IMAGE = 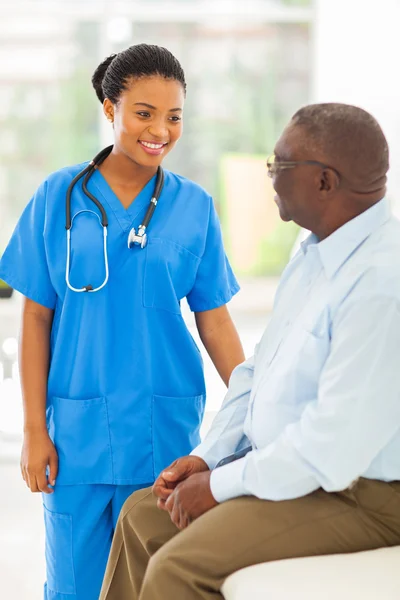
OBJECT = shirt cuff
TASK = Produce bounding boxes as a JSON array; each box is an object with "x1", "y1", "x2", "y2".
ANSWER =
[
  {"x1": 210, "y1": 457, "x2": 247, "y2": 502},
  {"x1": 190, "y1": 447, "x2": 215, "y2": 470}
]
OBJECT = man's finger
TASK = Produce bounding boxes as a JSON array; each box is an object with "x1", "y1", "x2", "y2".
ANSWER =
[
  {"x1": 155, "y1": 487, "x2": 174, "y2": 500},
  {"x1": 165, "y1": 493, "x2": 174, "y2": 512},
  {"x1": 162, "y1": 468, "x2": 185, "y2": 481},
  {"x1": 157, "y1": 498, "x2": 167, "y2": 510},
  {"x1": 152, "y1": 475, "x2": 163, "y2": 492},
  {"x1": 170, "y1": 501, "x2": 180, "y2": 529},
  {"x1": 178, "y1": 508, "x2": 185, "y2": 531},
  {"x1": 153, "y1": 478, "x2": 175, "y2": 499},
  {"x1": 178, "y1": 505, "x2": 188, "y2": 531},
  {"x1": 161, "y1": 460, "x2": 190, "y2": 482}
]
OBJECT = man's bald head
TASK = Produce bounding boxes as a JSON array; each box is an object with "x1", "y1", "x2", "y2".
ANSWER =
[
  {"x1": 272, "y1": 103, "x2": 390, "y2": 238},
  {"x1": 290, "y1": 103, "x2": 389, "y2": 194}
]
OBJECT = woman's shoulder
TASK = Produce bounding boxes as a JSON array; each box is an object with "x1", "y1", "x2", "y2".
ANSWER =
[
  {"x1": 24, "y1": 162, "x2": 90, "y2": 212},
  {"x1": 43, "y1": 161, "x2": 90, "y2": 189}
]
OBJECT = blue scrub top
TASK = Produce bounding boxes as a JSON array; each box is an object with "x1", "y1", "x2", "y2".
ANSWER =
[{"x1": 0, "y1": 164, "x2": 239, "y2": 485}]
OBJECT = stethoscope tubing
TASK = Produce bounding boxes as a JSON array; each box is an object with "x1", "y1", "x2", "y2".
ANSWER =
[{"x1": 64, "y1": 146, "x2": 163, "y2": 293}]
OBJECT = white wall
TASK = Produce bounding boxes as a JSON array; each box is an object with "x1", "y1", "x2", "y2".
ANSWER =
[{"x1": 313, "y1": 0, "x2": 400, "y2": 216}]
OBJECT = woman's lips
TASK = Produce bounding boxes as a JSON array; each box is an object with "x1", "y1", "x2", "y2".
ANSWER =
[{"x1": 138, "y1": 140, "x2": 167, "y2": 156}]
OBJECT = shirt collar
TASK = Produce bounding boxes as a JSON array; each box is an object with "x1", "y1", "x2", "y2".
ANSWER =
[{"x1": 300, "y1": 198, "x2": 391, "y2": 279}]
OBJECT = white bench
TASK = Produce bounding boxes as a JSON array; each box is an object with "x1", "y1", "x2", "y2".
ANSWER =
[{"x1": 222, "y1": 546, "x2": 400, "y2": 600}]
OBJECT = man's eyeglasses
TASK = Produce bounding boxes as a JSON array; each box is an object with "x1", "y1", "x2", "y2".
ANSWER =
[{"x1": 266, "y1": 154, "x2": 341, "y2": 180}]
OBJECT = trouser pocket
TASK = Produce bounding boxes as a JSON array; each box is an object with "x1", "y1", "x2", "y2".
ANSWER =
[{"x1": 43, "y1": 506, "x2": 76, "y2": 595}]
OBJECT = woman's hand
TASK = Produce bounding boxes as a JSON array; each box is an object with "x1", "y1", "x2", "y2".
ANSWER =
[{"x1": 21, "y1": 428, "x2": 58, "y2": 494}]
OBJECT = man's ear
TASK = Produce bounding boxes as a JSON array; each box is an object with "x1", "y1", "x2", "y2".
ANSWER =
[{"x1": 319, "y1": 168, "x2": 340, "y2": 193}]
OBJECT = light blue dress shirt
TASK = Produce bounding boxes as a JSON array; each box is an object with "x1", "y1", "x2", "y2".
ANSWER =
[{"x1": 193, "y1": 198, "x2": 400, "y2": 502}]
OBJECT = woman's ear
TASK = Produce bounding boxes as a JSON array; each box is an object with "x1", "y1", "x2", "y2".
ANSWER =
[{"x1": 103, "y1": 98, "x2": 114, "y2": 124}]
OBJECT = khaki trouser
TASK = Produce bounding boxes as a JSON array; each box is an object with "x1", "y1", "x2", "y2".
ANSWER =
[{"x1": 99, "y1": 479, "x2": 400, "y2": 600}]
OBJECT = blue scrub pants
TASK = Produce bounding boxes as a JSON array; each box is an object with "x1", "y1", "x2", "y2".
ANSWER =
[{"x1": 42, "y1": 483, "x2": 151, "y2": 600}]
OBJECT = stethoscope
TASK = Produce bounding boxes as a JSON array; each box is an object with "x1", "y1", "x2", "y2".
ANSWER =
[{"x1": 65, "y1": 145, "x2": 164, "y2": 293}]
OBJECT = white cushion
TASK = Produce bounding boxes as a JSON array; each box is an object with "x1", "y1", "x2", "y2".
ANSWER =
[{"x1": 221, "y1": 546, "x2": 400, "y2": 600}]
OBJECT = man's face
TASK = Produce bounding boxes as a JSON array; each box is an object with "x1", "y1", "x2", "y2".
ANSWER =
[{"x1": 272, "y1": 124, "x2": 323, "y2": 228}]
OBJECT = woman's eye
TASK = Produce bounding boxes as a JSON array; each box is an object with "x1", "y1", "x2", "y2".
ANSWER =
[
  {"x1": 137, "y1": 111, "x2": 150, "y2": 118},
  {"x1": 169, "y1": 116, "x2": 182, "y2": 122}
]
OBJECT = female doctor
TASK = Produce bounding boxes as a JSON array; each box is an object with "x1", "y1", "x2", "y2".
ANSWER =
[{"x1": 0, "y1": 44, "x2": 244, "y2": 600}]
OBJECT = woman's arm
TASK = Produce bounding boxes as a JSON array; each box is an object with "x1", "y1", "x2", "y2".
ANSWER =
[
  {"x1": 20, "y1": 298, "x2": 53, "y2": 432},
  {"x1": 19, "y1": 297, "x2": 58, "y2": 493},
  {"x1": 195, "y1": 305, "x2": 245, "y2": 386}
]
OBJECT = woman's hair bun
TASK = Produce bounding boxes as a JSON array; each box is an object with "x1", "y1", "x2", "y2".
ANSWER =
[{"x1": 91, "y1": 54, "x2": 117, "y2": 103}]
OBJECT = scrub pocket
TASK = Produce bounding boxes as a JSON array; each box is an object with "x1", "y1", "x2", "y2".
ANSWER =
[
  {"x1": 143, "y1": 237, "x2": 200, "y2": 314},
  {"x1": 152, "y1": 393, "x2": 205, "y2": 476},
  {"x1": 43, "y1": 505, "x2": 76, "y2": 595},
  {"x1": 47, "y1": 396, "x2": 113, "y2": 485}
]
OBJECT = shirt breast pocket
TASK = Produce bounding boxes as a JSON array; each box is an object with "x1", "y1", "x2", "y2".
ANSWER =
[
  {"x1": 143, "y1": 237, "x2": 200, "y2": 314},
  {"x1": 294, "y1": 326, "x2": 331, "y2": 394}
]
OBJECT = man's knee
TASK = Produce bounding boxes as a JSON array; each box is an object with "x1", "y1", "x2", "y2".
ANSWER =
[
  {"x1": 119, "y1": 486, "x2": 154, "y2": 522},
  {"x1": 142, "y1": 536, "x2": 220, "y2": 595},
  {"x1": 144, "y1": 544, "x2": 181, "y2": 586}
]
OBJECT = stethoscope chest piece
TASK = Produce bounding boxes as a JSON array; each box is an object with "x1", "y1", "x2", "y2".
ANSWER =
[{"x1": 127, "y1": 227, "x2": 148, "y2": 249}]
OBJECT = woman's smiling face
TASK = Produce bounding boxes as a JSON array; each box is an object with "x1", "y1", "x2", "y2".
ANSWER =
[{"x1": 104, "y1": 75, "x2": 185, "y2": 168}]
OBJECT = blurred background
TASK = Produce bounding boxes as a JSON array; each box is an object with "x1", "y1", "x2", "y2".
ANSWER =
[{"x1": 1, "y1": 0, "x2": 400, "y2": 597}]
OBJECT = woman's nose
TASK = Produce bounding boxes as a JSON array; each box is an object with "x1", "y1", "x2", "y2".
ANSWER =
[{"x1": 147, "y1": 121, "x2": 169, "y2": 140}]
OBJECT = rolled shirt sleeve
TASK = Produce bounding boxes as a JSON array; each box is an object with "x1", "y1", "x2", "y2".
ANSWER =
[
  {"x1": 191, "y1": 354, "x2": 255, "y2": 469},
  {"x1": 210, "y1": 295, "x2": 400, "y2": 502}
]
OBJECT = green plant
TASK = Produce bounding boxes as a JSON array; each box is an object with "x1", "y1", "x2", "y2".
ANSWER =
[{"x1": 258, "y1": 220, "x2": 299, "y2": 275}]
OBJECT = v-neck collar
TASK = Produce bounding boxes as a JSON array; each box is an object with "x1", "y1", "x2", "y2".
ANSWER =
[{"x1": 90, "y1": 169, "x2": 159, "y2": 232}]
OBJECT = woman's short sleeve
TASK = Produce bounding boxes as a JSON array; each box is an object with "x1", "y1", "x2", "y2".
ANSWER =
[
  {"x1": 0, "y1": 181, "x2": 57, "y2": 309},
  {"x1": 186, "y1": 198, "x2": 240, "y2": 312}
]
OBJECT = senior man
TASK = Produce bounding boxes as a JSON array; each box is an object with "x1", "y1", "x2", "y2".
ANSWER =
[{"x1": 100, "y1": 103, "x2": 400, "y2": 600}]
